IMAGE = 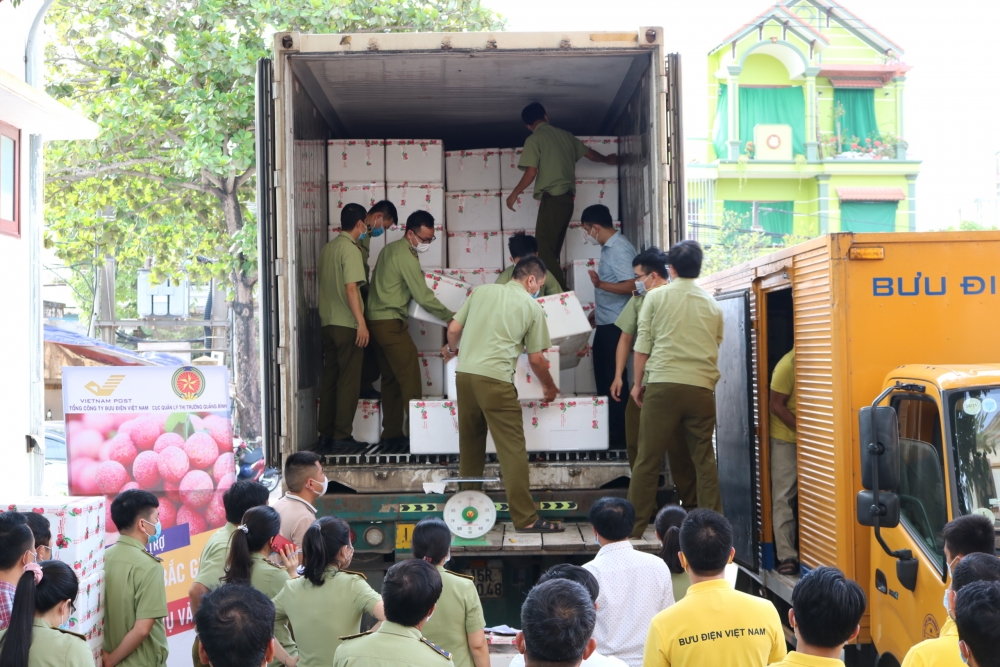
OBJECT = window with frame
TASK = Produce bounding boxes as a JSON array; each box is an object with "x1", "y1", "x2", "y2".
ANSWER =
[{"x1": 0, "y1": 121, "x2": 20, "y2": 237}]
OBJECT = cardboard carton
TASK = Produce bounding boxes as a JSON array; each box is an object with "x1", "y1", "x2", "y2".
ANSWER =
[
  {"x1": 352, "y1": 399, "x2": 381, "y2": 444},
  {"x1": 386, "y1": 182, "x2": 445, "y2": 229},
  {"x1": 574, "y1": 331, "x2": 597, "y2": 393},
  {"x1": 499, "y1": 148, "x2": 524, "y2": 189},
  {"x1": 327, "y1": 139, "x2": 385, "y2": 182},
  {"x1": 445, "y1": 149, "x2": 502, "y2": 191},
  {"x1": 500, "y1": 190, "x2": 540, "y2": 230},
  {"x1": 409, "y1": 317, "x2": 446, "y2": 352},
  {"x1": 514, "y1": 347, "x2": 561, "y2": 399},
  {"x1": 70, "y1": 569, "x2": 104, "y2": 644},
  {"x1": 447, "y1": 231, "x2": 504, "y2": 270},
  {"x1": 445, "y1": 191, "x2": 502, "y2": 232},
  {"x1": 409, "y1": 400, "x2": 460, "y2": 454},
  {"x1": 559, "y1": 368, "x2": 577, "y2": 396},
  {"x1": 1, "y1": 497, "x2": 105, "y2": 578},
  {"x1": 407, "y1": 272, "x2": 474, "y2": 326},
  {"x1": 431, "y1": 268, "x2": 502, "y2": 286},
  {"x1": 575, "y1": 137, "x2": 619, "y2": 179},
  {"x1": 564, "y1": 259, "x2": 600, "y2": 306},
  {"x1": 487, "y1": 397, "x2": 609, "y2": 452},
  {"x1": 445, "y1": 357, "x2": 459, "y2": 400},
  {"x1": 536, "y1": 291, "x2": 593, "y2": 368},
  {"x1": 385, "y1": 139, "x2": 443, "y2": 183},
  {"x1": 417, "y1": 352, "x2": 446, "y2": 397},
  {"x1": 571, "y1": 179, "x2": 619, "y2": 221},
  {"x1": 562, "y1": 221, "x2": 621, "y2": 263},
  {"x1": 384, "y1": 224, "x2": 445, "y2": 269},
  {"x1": 328, "y1": 182, "x2": 385, "y2": 221}
]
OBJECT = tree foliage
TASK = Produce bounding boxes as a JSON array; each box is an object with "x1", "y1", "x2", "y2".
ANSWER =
[{"x1": 700, "y1": 211, "x2": 808, "y2": 277}]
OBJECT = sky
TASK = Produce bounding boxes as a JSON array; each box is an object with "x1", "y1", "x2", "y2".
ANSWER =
[{"x1": 483, "y1": 0, "x2": 1000, "y2": 229}]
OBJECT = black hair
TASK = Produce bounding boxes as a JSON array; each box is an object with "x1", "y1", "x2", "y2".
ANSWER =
[
  {"x1": 955, "y1": 580, "x2": 1000, "y2": 667},
  {"x1": 21, "y1": 513, "x2": 51, "y2": 551},
  {"x1": 588, "y1": 497, "x2": 635, "y2": 542},
  {"x1": 667, "y1": 240, "x2": 704, "y2": 279},
  {"x1": 405, "y1": 209, "x2": 436, "y2": 233},
  {"x1": 580, "y1": 205, "x2": 614, "y2": 229},
  {"x1": 943, "y1": 514, "x2": 996, "y2": 558},
  {"x1": 654, "y1": 505, "x2": 687, "y2": 574},
  {"x1": 521, "y1": 102, "x2": 546, "y2": 126},
  {"x1": 0, "y1": 513, "x2": 33, "y2": 571},
  {"x1": 283, "y1": 451, "x2": 321, "y2": 493},
  {"x1": 412, "y1": 518, "x2": 452, "y2": 564},
  {"x1": 110, "y1": 489, "x2": 159, "y2": 533},
  {"x1": 340, "y1": 203, "x2": 367, "y2": 231},
  {"x1": 538, "y1": 564, "x2": 599, "y2": 604},
  {"x1": 521, "y1": 579, "x2": 596, "y2": 666},
  {"x1": 302, "y1": 516, "x2": 352, "y2": 586},
  {"x1": 223, "y1": 506, "x2": 282, "y2": 586},
  {"x1": 195, "y1": 583, "x2": 275, "y2": 667},
  {"x1": 678, "y1": 509, "x2": 733, "y2": 576},
  {"x1": 953, "y1": 552, "x2": 1000, "y2": 592},
  {"x1": 0, "y1": 560, "x2": 79, "y2": 667},
  {"x1": 790, "y1": 566, "x2": 866, "y2": 648},
  {"x1": 512, "y1": 255, "x2": 546, "y2": 282},
  {"x1": 382, "y1": 559, "x2": 442, "y2": 627},
  {"x1": 508, "y1": 232, "x2": 538, "y2": 261},
  {"x1": 633, "y1": 247, "x2": 670, "y2": 280},
  {"x1": 223, "y1": 481, "x2": 271, "y2": 526},
  {"x1": 368, "y1": 200, "x2": 398, "y2": 225}
]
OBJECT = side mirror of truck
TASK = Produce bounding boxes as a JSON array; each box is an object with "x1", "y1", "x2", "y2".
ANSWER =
[
  {"x1": 859, "y1": 406, "x2": 901, "y2": 492},
  {"x1": 856, "y1": 490, "x2": 900, "y2": 528}
]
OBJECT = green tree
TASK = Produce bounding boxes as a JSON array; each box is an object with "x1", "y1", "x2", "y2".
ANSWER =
[
  {"x1": 44, "y1": 0, "x2": 504, "y2": 439},
  {"x1": 700, "y1": 211, "x2": 807, "y2": 276}
]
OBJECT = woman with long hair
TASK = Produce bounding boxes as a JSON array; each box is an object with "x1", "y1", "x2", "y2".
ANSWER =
[
  {"x1": 0, "y1": 560, "x2": 92, "y2": 667},
  {"x1": 272, "y1": 516, "x2": 385, "y2": 667},
  {"x1": 655, "y1": 505, "x2": 690, "y2": 600},
  {"x1": 412, "y1": 518, "x2": 488, "y2": 667}
]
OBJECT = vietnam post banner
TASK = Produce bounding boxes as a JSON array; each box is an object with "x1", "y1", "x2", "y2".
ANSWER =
[{"x1": 63, "y1": 365, "x2": 233, "y2": 665}]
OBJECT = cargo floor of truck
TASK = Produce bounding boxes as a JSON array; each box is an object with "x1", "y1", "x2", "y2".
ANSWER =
[{"x1": 448, "y1": 523, "x2": 660, "y2": 557}]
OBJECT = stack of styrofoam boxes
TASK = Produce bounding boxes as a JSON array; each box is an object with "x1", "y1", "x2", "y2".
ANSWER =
[
  {"x1": 498, "y1": 147, "x2": 538, "y2": 268},
  {"x1": 327, "y1": 140, "x2": 387, "y2": 274},
  {"x1": 2, "y1": 497, "x2": 106, "y2": 664},
  {"x1": 445, "y1": 149, "x2": 504, "y2": 270},
  {"x1": 406, "y1": 272, "x2": 474, "y2": 399}
]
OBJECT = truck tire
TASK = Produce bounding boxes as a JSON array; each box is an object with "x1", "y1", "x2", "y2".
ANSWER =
[{"x1": 843, "y1": 645, "x2": 879, "y2": 667}]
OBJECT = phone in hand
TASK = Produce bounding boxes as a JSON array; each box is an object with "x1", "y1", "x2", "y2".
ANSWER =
[{"x1": 271, "y1": 534, "x2": 295, "y2": 552}]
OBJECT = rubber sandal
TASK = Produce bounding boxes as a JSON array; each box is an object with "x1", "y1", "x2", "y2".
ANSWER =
[
  {"x1": 515, "y1": 518, "x2": 565, "y2": 533},
  {"x1": 777, "y1": 558, "x2": 800, "y2": 575}
]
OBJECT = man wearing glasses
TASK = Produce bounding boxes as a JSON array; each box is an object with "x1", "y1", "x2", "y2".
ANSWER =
[{"x1": 367, "y1": 210, "x2": 454, "y2": 448}]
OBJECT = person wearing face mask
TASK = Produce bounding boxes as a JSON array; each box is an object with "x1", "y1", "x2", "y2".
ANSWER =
[
  {"x1": 0, "y1": 559, "x2": 93, "y2": 667},
  {"x1": 104, "y1": 489, "x2": 169, "y2": 667},
  {"x1": 367, "y1": 210, "x2": 454, "y2": 447},
  {"x1": 443, "y1": 256, "x2": 561, "y2": 533},
  {"x1": 494, "y1": 233, "x2": 562, "y2": 297},
  {"x1": 0, "y1": 512, "x2": 37, "y2": 631},
  {"x1": 317, "y1": 203, "x2": 372, "y2": 452},
  {"x1": 333, "y1": 559, "x2": 450, "y2": 667},
  {"x1": 357, "y1": 201, "x2": 398, "y2": 400},
  {"x1": 273, "y1": 517, "x2": 385, "y2": 667},
  {"x1": 954, "y1": 580, "x2": 1000, "y2": 667},
  {"x1": 411, "y1": 518, "x2": 488, "y2": 667},
  {"x1": 272, "y1": 452, "x2": 328, "y2": 548}
]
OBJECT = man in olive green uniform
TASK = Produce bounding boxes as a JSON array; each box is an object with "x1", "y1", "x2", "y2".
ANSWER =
[
  {"x1": 318, "y1": 203, "x2": 371, "y2": 449},
  {"x1": 629, "y1": 241, "x2": 724, "y2": 538},
  {"x1": 494, "y1": 232, "x2": 561, "y2": 297},
  {"x1": 334, "y1": 560, "x2": 452, "y2": 667},
  {"x1": 358, "y1": 201, "x2": 398, "y2": 398},
  {"x1": 104, "y1": 490, "x2": 168, "y2": 667},
  {"x1": 367, "y1": 210, "x2": 454, "y2": 445},
  {"x1": 443, "y1": 257, "x2": 559, "y2": 532},
  {"x1": 506, "y1": 102, "x2": 618, "y2": 291}
]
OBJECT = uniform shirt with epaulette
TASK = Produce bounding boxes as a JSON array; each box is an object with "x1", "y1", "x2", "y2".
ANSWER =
[
  {"x1": 333, "y1": 621, "x2": 453, "y2": 667},
  {"x1": 420, "y1": 567, "x2": 485, "y2": 667},
  {"x1": 104, "y1": 535, "x2": 169, "y2": 667},
  {"x1": 273, "y1": 566, "x2": 381, "y2": 667},
  {"x1": 0, "y1": 619, "x2": 94, "y2": 667},
  {"x1": 193, "y1": 523, "x2": 237, "y2": 590}
]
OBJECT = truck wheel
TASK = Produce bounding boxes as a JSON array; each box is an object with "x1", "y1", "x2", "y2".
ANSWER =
[{"x1": 844, "y1": 645, "x2": 879, "y2": 667}]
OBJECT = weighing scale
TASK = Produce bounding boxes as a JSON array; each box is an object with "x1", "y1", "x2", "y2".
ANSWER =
[{"x1": 443, "y1": 479, "x2": 499, "y2": 547}]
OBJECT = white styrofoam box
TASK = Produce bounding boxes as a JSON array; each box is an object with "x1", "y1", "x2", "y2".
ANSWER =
[
  {"x1": 562, "y1": 221, "x2": 622, "y2": 263},
  {"x1": 352, "y1": 399, "x2": 381, "y2": 445},
  {"x1": 445, "y1": 190, "x2": 502, "y2": 232},
  {"x1": 499, "y1": 229, "x2": 529, "y2": 269},
  {"x1": 446, "y1": 357, "x2": 458, "y2": 400},
  {"x1": 515, "y1": 347, "x2": 561, "y2": 399},
  {"x1": 486, "y1": 397, "x2": 609, "y2": 452},
  {"x1": 385, "y1": 224, "x2": 445, "y2": 269},
  {"x1": 445, "y1": 149, "x2": 502, "y2": 191},
  {"x1": 418, "y1": 352, "x2": 446, "y2": 397},
  {"x1": 431, "y1": 268, "x2": 502, "y2": 286},
  {"x1": 365, "y1": 231, "x2": 387, "y2": 272},
  {"x1": 2, "y1": 497, "x2": 105, "y2": 578},
  {"x1": 500, "y1": 147, "x2": 524, "y2": 189},
  {"x1": 387, "y1": 182, "x2": 445, "y2": 228},
  {"x1": 564, "y1": 259, "x2": 599, "y2": 307},
  {"x1": 574, "y1": 330, "x2": 597, "y2": 393},
  {"x1": 385, "y1": 139, "x2": 444, "y2": 183},
  {"x1": 409, "y1": 317, "x2": 445, "y2": 352},
  {"x1": 571, "y1": 179, "x2": 619, "y2": 221},
  {"x1": 327, "y1": 139, "x2": 385, "y2": 183},
  {"x1": 559, "y1": 368, "x2": 577, "y2": 396},
  {"x1": 500, "y1": 190, "x2": 541, "y2": 230},
  {"x1": 407, "y1": 272, "x2": 475, "y2": 326},
  {"x1": 447, "y1": 231, "x2": 504, "y2": 270},
  {"x1": 536, "y1": 291, "x2": 593, "y2": 369},
  {"x1": 409, "y1": 400, "x2": 460, "y2": 454},
  {"x1": 329, "y1": 182, "x2": 385, "y2": 222},
  {"x1": 70, "y1": 569, "x2": 104, "y2": 644},
  {"x1": 575, "y1": 137, "x2": 619, "y2": 179}
]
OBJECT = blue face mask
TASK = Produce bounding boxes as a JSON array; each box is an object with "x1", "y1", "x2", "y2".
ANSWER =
[
  {"x1": 143, "y1": 519, "x2": 162, "y2": 544},
  {"x1": 358, "y1": 231, "x2": 367, "y2": 241},
  {"x1": 369, "y1": 225, "x2": 384, "y2": 238},
  {"x1": 532, "y1": 290, "x2": 540, "y2": 299}
]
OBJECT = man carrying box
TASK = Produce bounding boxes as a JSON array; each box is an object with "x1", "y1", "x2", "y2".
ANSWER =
[
  {"x1": 495, "y1": 232, "x2": 561, "y2": 297},
  {"x1": 506, "y1": 102, "x2": 618, "y2": 292},
  {"x1": 369, "y1": 210, "x2": 454, "y2": 447},
  {"x1": 443, "y1": 256, "x2": 562, "y2": 533}
]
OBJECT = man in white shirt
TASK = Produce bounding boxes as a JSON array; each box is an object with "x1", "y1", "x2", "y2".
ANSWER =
[
  {"x1": 582, "y1": 498, "x2": 674, "y2": 667},
  {"x1": 271, "y1": 451, "x2": 328, "y2": 546}
]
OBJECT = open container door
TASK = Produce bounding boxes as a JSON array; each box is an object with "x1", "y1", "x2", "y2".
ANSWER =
[{"x1": 715, "y1": 290, "x2": 759, "y2": 570}]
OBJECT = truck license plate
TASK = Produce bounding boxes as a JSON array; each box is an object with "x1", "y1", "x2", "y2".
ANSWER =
[{"x1": 472, "y1": 568, "x2": 503, "y2": 598}]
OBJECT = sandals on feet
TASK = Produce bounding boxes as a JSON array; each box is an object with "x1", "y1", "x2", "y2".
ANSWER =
[
  {"x1": 516, "y1": 518, "x2": 565, "y2": 533},
  {"x1": 777, "y1": 558, "x2": 800, "y2": 575}
]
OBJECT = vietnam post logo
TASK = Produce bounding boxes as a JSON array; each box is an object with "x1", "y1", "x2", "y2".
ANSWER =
[
  {"x1": 872, "y1": 274, "x2": 997, "y2": 297},
  {"x1": 171, "y1": 367, "x2": 206, "y2": 400},
  {"x1": 84, "y1": 374, "x2": 126, "y2": 397}
]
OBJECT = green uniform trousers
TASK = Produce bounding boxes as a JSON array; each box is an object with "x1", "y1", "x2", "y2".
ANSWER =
[
  {"x1": 625, "y1": 396, "x2": 698, "y2": 508},
  {"x1": 534, "y1": 192, "x2": 574, "y2": 291},
  {"x1": 628, "y1": 382, "x2": 722, "y2": 537},
  {"x1": 359, "y1": 285, "x2": 380, "y2": 394},
  {"x1": 456, "y1": 372, "x2": 539, "y2": 529},
  {"x1": 319, "y1": 325, "x2": 364, "y2": 440},
  {"x1": 369, "y1": 318, "x2": 422, "y2": 440}
]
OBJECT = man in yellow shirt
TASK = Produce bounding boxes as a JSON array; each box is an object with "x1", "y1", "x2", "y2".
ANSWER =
[
  {"x1": 769, "y1": 348, "x2": 798, "y2": 575},
  {"x1": 955, "y1": 580, "x2": 1000, "y2": 667},
  {"x1": 642, "y1": 509, "x2": 786, "y2": 667},
  {"x1": 901, "y1": 553, "x2": 1000, "y2": 667},
  {"x1": 768, "y1": 567, "x2": 866, "y2": 667}
]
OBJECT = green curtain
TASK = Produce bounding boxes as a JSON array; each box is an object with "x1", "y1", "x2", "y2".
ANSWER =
[
  {"x1": 840, "y1": 201, "x2": 898, "y2": 232},
  {"x1": 723, "y1": 200, "x2": 794, "y2": 235},
  {"x1": 714, "y1": 85, "x2": 806, "y2": 158},
  {"x1": 712, "y1": 84, "x2": 729, "y2": 160},
  {"x1": 834, "y1": 89, "x2": 879, "y2": 149},
  {"x1": 723, "y1": 200, "x2": 753, "y2": 227}
]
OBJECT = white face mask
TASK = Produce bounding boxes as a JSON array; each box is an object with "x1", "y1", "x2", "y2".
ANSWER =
[
  {"x1": 584, "y1": 229, "x2": 600, "y2": 246},
  {"x1": 415, "y1": 243, "x2": 432, "y2": 254},
  {"x1": 634, "y1": 279, "x2": 647, "y2": 296},
  {"x1": 311, "y1": 475, "x2": 329, "y2": 496}
]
